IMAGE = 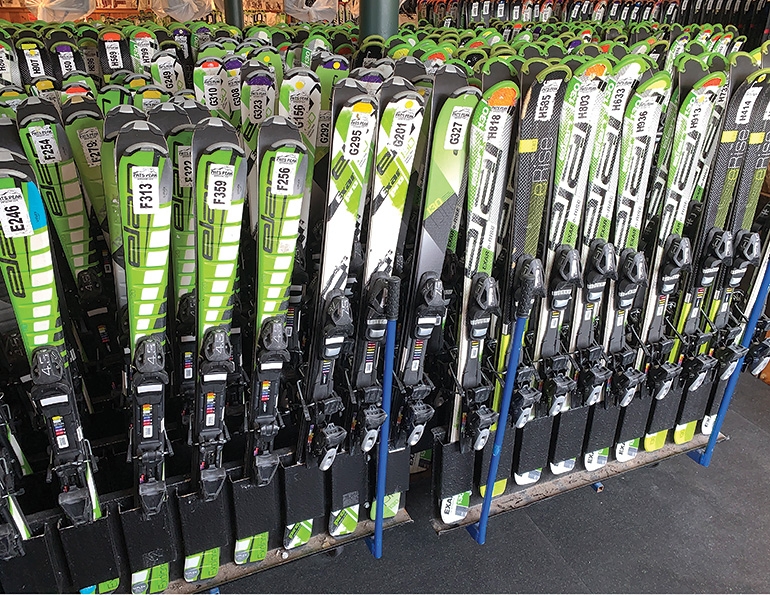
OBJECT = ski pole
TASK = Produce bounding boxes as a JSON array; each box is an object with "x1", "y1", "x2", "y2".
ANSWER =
[
  {"x1": 689, "y1": 258, "x2": 770, "y2": 467},
  {"x1": 366, "y1": 276, "x2": 400, "y2": 559},
  {"x1": 468, "y1": 257, "x2": 543, "y2": 545}
]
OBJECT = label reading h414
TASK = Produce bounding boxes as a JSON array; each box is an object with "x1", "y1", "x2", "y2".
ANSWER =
[
  {"x1": 77, "y1": 127, "x2": 102, "y2": 168},
  {"x1": 207, "y1": 164, "x2": 235, "y2": 209},
  {"x1": 131, "y1": 167, "x2": 161, "y2": 213},
  {"x1": 30, "y1": 126, "x2": 62, "y2": 164},
  {"x1": 444, "y1": 106, "x2": 473, "y2": 151},
  {"x1": 271, "y1": 153, "x2": 299, "y2": 195},
  {"x1": 0, "y1": 188, "x2": 33, "y2": 238}
]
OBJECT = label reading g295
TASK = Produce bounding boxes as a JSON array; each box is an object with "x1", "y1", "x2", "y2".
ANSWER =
[
  {"x1": 0, "y1": 188, "x2": 33, "y2": 238},
  {"x1": 131, "y1": 167, "x2": 161, "y2": 213}
]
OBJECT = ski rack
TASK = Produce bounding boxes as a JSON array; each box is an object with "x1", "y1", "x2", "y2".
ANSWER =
[
  {"x1": 0, "y1": 459, "x2": 412, "y2": 594},
  {"x1": 430, "y1": 431, "x2": 727, "y2": 535}
]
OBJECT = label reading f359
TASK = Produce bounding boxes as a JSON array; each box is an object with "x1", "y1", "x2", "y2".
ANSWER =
[
  {"x1": 444, "y1": 106, "x2": 473, "y2": 151},
  {"x1": 131, "y1": 167, "x2": 161, "y2": 213},
  {"x1": 207, "y1": 164, "x2": 235, "y2": 209},
  {"x1": 0, "y1": 188, "x2": 33, "y2": 238},
  {"x1": 271, "y1": 153, "x2": 299, "y2": 195},
  {"x1": 30, "y1": 126, "x2": 62, "y2": 164}
]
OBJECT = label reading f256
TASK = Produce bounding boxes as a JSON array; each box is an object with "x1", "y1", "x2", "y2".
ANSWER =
[
  {"x1": 207, "y1": 164, "x2": 235, "y2": 209},
  {"x1": 131, "y1": 167, "x2": 161, "y2": 213},
  {"x1": 0, "y1": 188, "x2": 33, "y2": 238},
  {"x1": 77, "y1": 127, "x2": 102, "y2": 167},
  {"x1": 444, "y1": 106, "x2": 473, "y2": 151},
  {"x1": 344, "y1": 113, "x2": 373, "y2": 161},
  {"x1": 271, "y1": 153, "x2": 299, "y2": 195},
  {"x1": 30, "y1": 126, "x2": 62, "y2": 164}
]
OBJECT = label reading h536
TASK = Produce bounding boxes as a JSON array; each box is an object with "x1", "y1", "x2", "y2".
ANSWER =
[
  {"x1": 131, "y1": 167, "x2": 161, "y2": 213},
  {"x1": 0, "y1": 188, "x2": 33, "y2": 238}
]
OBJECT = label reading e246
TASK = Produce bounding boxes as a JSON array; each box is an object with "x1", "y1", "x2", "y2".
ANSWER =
[{"x1": 0, "y1": 188, "x2": 33, "y2": 238}]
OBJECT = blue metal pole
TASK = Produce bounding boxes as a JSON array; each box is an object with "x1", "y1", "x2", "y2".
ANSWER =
[
  {"x1": 366, "y1": 277, "x2": 400, "y2": 559},
  {"x1": 467, "y1": 315, "x2": 527, "y2": 545},
  {"x1": 689, "y1": 261, "x2": 770, "y2": 467}
]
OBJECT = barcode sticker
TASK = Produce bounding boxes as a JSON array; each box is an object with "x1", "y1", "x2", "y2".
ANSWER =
[
  {"x1": 77, "y1": 127, "x2": 102, "y2": 168},
  {"x1": 131, "y1": 167, "x2": 160, "y2": 213},
  {"x1": 207, "y1": 164, "x2": 235, "y2": 210},
  {"x1": 444, "y1": 106, "x2": 473, "y2": 151},
  {"x1": 271, "y1": 153, "x2": 299, "y2": 195},
  {"x1": 30, "y1": 126, "x2": 62, "y2": 164},
  {"x1": 0, "y1": 188, "x2": 33, "y2": 238}
]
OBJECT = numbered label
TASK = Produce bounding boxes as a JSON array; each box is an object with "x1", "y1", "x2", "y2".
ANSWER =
[
  {"x1": 131, "y1": 166, "x2": 161, "y2": 213},
  {"x1": 270, "y1": 153, "x2": 299, "y2": 196},
  {"x1": 77, "y1": 127, "x2": 102, "y2": 168},
  {"x1": 207, "y1": 164, "x2": 235, "y2": 209},
  {"x1": 444, "y1": 106, "x2": 473, "y2": 151},
  {"x1": 0, "y1": 188, "x2": 33, "y2": 238},
  {"x1": 178, "y1": 146, "x2": 193, "y2": 188},
  {"x1": 30, "y1": 126, "x2": 62, "y2": 164}
]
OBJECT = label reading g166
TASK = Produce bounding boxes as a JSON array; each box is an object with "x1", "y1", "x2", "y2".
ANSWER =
[
  {"x1": 0, "y1": 188, "x2": 33, "y2": 238},
  {"x1": 271, "y1": 153, "x2": 299, "y2": 195},
  {"x1": 131, "y1": 167, "x2": 161, "y2": 213},
  {"x1": 444, "y1": 106, "x2": 473, "y2": 151},
  {"x1": 207, "y1": 164, "x2": 235, "y2": 209}
]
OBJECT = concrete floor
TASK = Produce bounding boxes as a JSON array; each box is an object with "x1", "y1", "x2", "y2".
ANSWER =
[{"x1": 222, "y1": 374, "x2": 770, "y2": 593}]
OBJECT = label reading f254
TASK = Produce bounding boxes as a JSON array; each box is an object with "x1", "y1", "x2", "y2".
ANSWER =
[
  {"x1": 0, "y1": 188, "x2": 33, "y2": 238},
  {"x1": 271, "y1": 153, "x2": 299, "y2": 195},
  {"x1": 30, "y1": 126, "x2": 62, "y2": 164},
  {"x1": 77, "y1": 127, "x2": 102, "y2": 167},
  {"x1": 131, "y1": 167, "x2": 161, "y2": 213},
  {"x1": 387, "y1": 108, "x2": 416, "y2": 152},
  {"x1": 444, "y1": 106, "x2": 473, "y2": 151},
  {"x1": 207, "y1": 164, "x2": 235, "y2": 209}
]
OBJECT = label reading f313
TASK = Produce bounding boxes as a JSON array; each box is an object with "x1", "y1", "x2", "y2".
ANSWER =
[
  {"x1": 131, "y1": 167, "x2": 161, "y2": 213},
  {"x1": 0, "y1": 188, "x2": 33, "y2": 238}
]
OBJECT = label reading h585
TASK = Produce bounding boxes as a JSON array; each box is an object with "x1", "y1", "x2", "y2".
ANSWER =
[{"x1": 0, "y1": 188, "x2": 33, "y2": 238}]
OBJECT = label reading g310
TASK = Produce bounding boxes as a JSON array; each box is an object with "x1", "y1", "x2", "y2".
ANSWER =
[
  {"x1": 207, "y1": 164, "x2": 235, "y2": 209},
  {"x1": 131, "y1": 166, "x2": 161, "y2": 213},
  {"x1": 0, "y1": 188, "x2": 33, "y2": 238}
]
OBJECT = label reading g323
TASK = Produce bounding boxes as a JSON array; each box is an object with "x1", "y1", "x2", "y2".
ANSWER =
[
  {"x1": 270, "y1": 153, "x2": 299, "y2": 195},
  {"x1": 131, "y1": 167, "x2": 161, "y2": 213},
  {"x1": 207, "y1": 164, "x2": 235, "y2": 209},
  {"x1": 0, "y1": 188, "x2": 33, "y2": 238}
]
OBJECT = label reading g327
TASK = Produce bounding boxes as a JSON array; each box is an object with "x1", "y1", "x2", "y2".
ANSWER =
[
  {"x1": 0, "y1": 188, "x2": 33, "y2": 238},
  {"x1": 270, "y1": 153, "x2": 299, "y2": 195},
  {"x1": 444, "y1": 106, "x2": 473, "y2": 151},
  {"x1": 207, "y1": 164, "x2": 235, "y2": 209},
  {"x1": 131, "y1": 167, "x2": 161, "y2": 213}
]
